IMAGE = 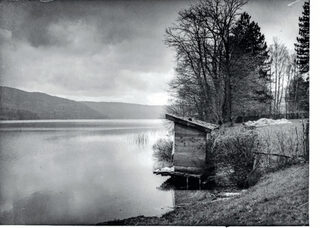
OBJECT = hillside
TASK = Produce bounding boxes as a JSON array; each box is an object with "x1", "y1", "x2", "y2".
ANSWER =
[
  {"x1": 0, "y1": 86, "x2": 166, "y2": 120},
  {"x1": 0, "y1": 86, "x2": 105, "y2": 120},
  {"x1": 82, "y1": 101, "x2": 165, "y2": 119}
]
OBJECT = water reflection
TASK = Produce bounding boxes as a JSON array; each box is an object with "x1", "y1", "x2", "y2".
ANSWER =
[
  {"x1": 2, "y1": 191, "x2": 76, "y2": 225},
  {"x1": 0, "y1": 120, "x2": 173, "y2": 225}
]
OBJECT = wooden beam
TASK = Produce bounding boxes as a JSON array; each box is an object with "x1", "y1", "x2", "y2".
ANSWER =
[
  {"x1": 253, "y1": 152, "x2": 292, "y2": 159},
  {"x1": 166, "y1": 114, "x2": 213, "y2": 133},
  {"x1": 153, "y1": 170, "x2": 202, "y2": 178}
]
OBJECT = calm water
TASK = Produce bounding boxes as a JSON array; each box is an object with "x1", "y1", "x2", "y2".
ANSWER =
[{"x1": 0, "y1": 119, "x2": 174, "y2": 225}]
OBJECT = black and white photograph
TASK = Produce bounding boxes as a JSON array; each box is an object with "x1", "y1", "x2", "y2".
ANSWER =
[{"x1": 0, "y1": 0, "x2": 313, "y2": 226}]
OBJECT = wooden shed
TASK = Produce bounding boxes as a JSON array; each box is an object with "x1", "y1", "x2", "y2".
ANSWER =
[{"x1": 166, "y1": 114, "x2": 219, "y2": 174}]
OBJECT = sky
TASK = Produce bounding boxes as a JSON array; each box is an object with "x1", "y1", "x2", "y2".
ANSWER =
[{"x1": 0, "y1": 0, "x2": 305, "y2": 105}]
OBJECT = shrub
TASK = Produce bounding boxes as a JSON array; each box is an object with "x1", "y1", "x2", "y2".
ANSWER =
[
  {"x1": 206, "y1": 120, "x2": 308, "y2": 188},
  {"x1": 152, "y1": 138, "x2": 173, "y2": 167},
  {"x1": 207, "y1": 127, "x2": 261, "y2": 188}
]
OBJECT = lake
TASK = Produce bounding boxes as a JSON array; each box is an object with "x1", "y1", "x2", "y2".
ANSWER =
[{"x1": 0, "y1": 119, "x2": 174, "y2": 225}]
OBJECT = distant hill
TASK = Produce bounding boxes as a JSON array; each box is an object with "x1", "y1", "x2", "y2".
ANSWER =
[
  {"x1": 0, "y1": 86, "x2": 166, "y2": 120},
  {"x1": 0, "y1": 86, "x2": 104, "y2": 120},
  {"x1": 82, "y1": 101, "x2": 165, "y2": 119}
]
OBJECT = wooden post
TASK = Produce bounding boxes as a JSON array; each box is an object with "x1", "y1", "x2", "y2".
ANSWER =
[
  {"x1": 198, "y1": 177, "x2": 201, "y2": 190},
  {"x1": 186, "y1": 176, "x2": 189, "y2": 190},
  {"x1": 305, "y1": 121, "x2": 309, "y2": 161}
]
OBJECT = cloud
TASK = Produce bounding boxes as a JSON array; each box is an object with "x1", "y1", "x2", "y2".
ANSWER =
[
  {"x1": 0, "y1": 0, "x2": 187, "y2": 105},
  {"x1": 244, "y1": 0, "x2": 304, "y2": 50},
  {"x1": 0, "y1": 0, "x2": 305, "y2": 105},
  {"x1": 0, "y1": 36, "x2": 173, "y2": 102}
]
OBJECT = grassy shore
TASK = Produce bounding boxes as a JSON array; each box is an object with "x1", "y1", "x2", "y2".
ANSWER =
[{"x1": 99, "y1": 163, "x2": 308, "y2": 226}]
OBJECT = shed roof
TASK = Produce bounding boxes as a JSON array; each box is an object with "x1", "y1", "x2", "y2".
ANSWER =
[{"x1": 165, "y1": 113, "x2": 219, "y2": 133}]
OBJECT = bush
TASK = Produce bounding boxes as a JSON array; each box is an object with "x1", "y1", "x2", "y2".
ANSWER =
[
  {"x1": 207, "y1": 127, "x2": 261, "y2": 188},
  {"x1": 152, "y1": 138, "x2": 173, "y2": 167},
  {"x1": 206, "y1": 121, "x2": 308, "y2": 188}
]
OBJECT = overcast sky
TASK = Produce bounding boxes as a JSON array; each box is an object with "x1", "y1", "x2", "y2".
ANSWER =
[{"x1": 0, "y1": 0, "x2": 305, "y2": 105}]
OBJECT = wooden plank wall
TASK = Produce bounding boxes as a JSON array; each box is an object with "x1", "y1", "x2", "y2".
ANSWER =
[{"x1": 174, "y1": 123, "x2": 207, "y2": 173}]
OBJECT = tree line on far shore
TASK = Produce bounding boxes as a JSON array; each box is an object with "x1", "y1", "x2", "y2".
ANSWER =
[{"x1": 165, "y1": 0, "x2": 309, "y2": 124}]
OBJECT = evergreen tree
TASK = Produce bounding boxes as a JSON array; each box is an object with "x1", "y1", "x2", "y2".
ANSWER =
[
  {"x1": 295, "y1": 0, "x2": 309, "y2": 76},
  {"x1": 289, "y1": 0, "x2": 310, "y2": 114},
  {"x1": 287, "y1": 76, "x2": 309, "y2": 112},
  {"x1": 230, "y1": 12, "x2": 272, "y2": 116}
]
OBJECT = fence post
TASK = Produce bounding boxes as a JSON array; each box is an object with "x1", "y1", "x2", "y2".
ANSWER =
[{"x1": 305, "y1": 120, "x2": 309, "y2": 161}]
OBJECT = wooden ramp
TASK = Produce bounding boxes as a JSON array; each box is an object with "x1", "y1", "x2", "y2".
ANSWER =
[
  {"x1": 153, "y1": 169, "x2": 202, "y2": 178},
  {"x1": 153, "y1": 167, "x2": 203, "y2": 189}
]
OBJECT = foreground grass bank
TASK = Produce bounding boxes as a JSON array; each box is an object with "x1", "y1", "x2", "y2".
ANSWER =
[{"x1": 99, "y1": 164, "x2": 308, "y2": 226}]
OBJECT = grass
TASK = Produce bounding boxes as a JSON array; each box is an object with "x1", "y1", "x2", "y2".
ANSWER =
[
  {"x1": 256, "y1": 120, "x2": 307, "y2": 158},
  {"x1": 152, "y1": 138, "x2": 173, "y2": 168},
  {"x1": 254, "y1": 120, "x2": 309, "y2": 172},
  {"x1": 100, "y1": 163, "x2": 308, "y2": 225}
]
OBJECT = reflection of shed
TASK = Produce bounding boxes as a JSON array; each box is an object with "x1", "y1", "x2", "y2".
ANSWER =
[{"x1": 166, "y1": 114, "x2": 219, "y2": 174}]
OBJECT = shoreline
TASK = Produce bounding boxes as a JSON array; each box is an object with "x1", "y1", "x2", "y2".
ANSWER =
[{"x1": 98, "y1": 164, "x2": 308, "y2": 226}]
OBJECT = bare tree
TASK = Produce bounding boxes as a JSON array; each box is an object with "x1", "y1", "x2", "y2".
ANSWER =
[
  {"x1": 269, "y1": 38, "x2": 289, "y2": 115},
  {"x1": 285, "y1": 54, "x2": 298, "y2": 115},
  {"x1": 165, "y1": 0, "x2": 247, "y2": 123},
  {"x1": 200, "y1": 0, "x2": 248, "y2": 123}
]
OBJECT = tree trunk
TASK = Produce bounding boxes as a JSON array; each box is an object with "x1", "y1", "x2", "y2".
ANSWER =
[{"x1": 223, "y1": 45, "x2": 232, "y2": 124}]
